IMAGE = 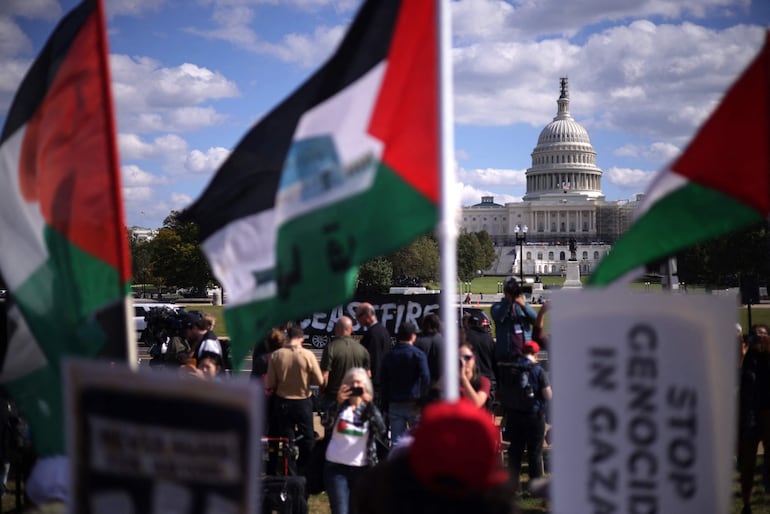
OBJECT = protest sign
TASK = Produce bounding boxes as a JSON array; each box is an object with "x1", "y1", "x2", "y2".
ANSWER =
[
  {"x1": 65, "y1": 361, "x2": 263, "y2": 514},
  {"x1": 550, "y1": 291, "x2": 737, "y2": 514}
]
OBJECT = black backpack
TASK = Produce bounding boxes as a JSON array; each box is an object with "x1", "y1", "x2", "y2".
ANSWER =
[{"x1": 496, "y1": 360, "x2": 537, "y2": 413}]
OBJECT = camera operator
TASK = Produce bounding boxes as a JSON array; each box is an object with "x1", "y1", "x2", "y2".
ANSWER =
[
  {"x1": 490, "y1": 278, "x2": 538, "y2": 361},
  {"x1": 147, "y1": 307, "x2": 192, "y2": 368}
]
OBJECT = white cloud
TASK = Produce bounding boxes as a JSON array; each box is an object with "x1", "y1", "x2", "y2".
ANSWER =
[
  {"x1": 186, "y1": 147, "x2": 230, "y2": 173},
  {"x1": 0, "y1": 0, "x2": 61, "y2": 19},
  {"x1": 119, "y1": 133, "x2": 188, "y2": 161},
  {"x1": 458, "y1": 182, "x2": 519, "y2": 207},
  {"x1": 452, "y1": 20, "x2": 765, "y2": 143},
  {"x1": 106, "y1": 0, "x2": 167, "y2": 18},
  {"x1": 612, "y1": 141, "x2": 680, "y2": 163},
  {"x1": 457, "y1": 167, "x2": 526, "y2": 187},
  {"x1": 110, "y1": 55, "x2": 239, "y2": 133},
  {"x1": 170, "y1": 192, "x2": 193, "y2": 210},
  {"x1": 259, "y1": 25, "x2": 346, "y2": 67},
  {"x1": 604, "y1": 166, "x2": 655, "y2": 189},
  {"x1": 122, "y1": 164, "x2": 168, "y2": 187}
]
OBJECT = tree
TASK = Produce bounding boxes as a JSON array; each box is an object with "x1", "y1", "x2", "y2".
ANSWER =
[
  {"x1": 390, "y1": 234, "x2": 439, "y2": 284},
  {"x1": 128, "y1": 231, "x2": 155, "y2": 296},
  {"x1": 149, "y1": 211, "x2": 215, "y2": 291},
  {"x1": 356, "y1": 256, "x2": 393, "y2": 295},
  {"x1": 474, "y1": 230, "x2": 497, "y2": 271},
  {"x1": 457, "y1": 232, "x2": 482, "y2": 282},
  {"x1": 677, "y1": 220, "x2": 770, "y2": 288}
]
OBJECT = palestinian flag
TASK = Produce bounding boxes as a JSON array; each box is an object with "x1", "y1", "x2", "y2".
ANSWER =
[
  {"x1": 182, "y1": 0, "x2": 439, "y2": 366},
  {"x1": 0, "y1": 0, "x2": 131, "y2": 454},
  {"x1": 589, "y1": 31, "x2": 770, "y2": 286}
]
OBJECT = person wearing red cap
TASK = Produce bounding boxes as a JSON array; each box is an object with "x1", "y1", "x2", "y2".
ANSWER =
[
  {"x1": 351, "y1": 400, "x2": 515, "y2": 514},
  {"x1": 503, "y1": 340, "x2": 551, "y2": 494}
]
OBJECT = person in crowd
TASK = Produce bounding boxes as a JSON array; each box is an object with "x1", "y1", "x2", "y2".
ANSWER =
[
  {"x1": 251, "y1": 327, "x2": 286, "y2": 382},
  {"x1": 179, "y1": 348, "x2": 225, "y2": 381},
  {"x1": 415, "y1": 313, "x2": 443, "y2": 385},
  {"x1": 355, "y1": 303, "x2": 391, "y2": 398},
  {"x1": 267, "y1": 324, "x2": 324, "y2": 474},
  {"x1": 738, "y1": 326, "x2": 770, "y2": 514},
  {"x1": 459, "y1": 343, "x2": 491, "y2": 409},
  {"x1": 182, "y1": 311, "x2": 221, "y2": 365},
  {"x1": 531, "y1": 300, "x2": 550, "y2": 350},
  {"x1": 352, "y1": 400, "x2": 516, "y2": 514},
  {"x1": 490, "y1": 278, "x2": 538, "y2": 360},
  {"x1": 463, "y1": 314, "x2": 496, "y2": 382},
  {"x1": 320, "y1": 317, "x2": 371, "y2": 417},
  {"x1": 324, "y1": 367, "x2": 386, "y2": 514},
  {"x1": 380, "y1": 321, "x2": 430, "y2": 444},
  {"x1": 503, "y1": 340, "x2": 552, "y2": 494}
]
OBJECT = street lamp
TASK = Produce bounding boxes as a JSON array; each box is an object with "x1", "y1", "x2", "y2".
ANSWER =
[{"x1": 514, "y1": 224, "x2": 528, "y2": 283}]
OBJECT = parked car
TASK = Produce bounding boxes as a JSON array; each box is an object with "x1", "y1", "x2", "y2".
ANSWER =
[
  {"x1": 133, "y1": 302, "x2": 180, "y2": 342},
  {"x1": 458, "y1": 307, "x2": 492, "y2": 333}
]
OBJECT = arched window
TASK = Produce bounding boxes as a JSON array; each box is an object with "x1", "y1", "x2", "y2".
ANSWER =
[
  {"x1": 582, "y1": 251, "x2": 588, "y2": 259},
  {"x1": 593, "y1": 251, "x2": 600, "y2": 260},
  {"x1": 559, "y1": 251, "x2": 566, "y2": 261},
  {"x1": 537, "y1": 252, "x2": 543, "y2": 260},
  {"x1": 526, "y1": 252, "x2": 532, "y2": 260},
  {"x1": 548, "y1": 251, "x2": 554, "y2": 260}
]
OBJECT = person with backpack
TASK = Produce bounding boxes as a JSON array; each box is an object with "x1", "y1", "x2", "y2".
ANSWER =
[{"x1": 498, "y1": 340, "x2": 551, "y2": 494}]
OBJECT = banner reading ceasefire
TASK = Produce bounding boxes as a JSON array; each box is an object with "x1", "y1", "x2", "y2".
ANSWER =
[{"x1": 549, "y1": 291, "x2": 737, "y2": 514}]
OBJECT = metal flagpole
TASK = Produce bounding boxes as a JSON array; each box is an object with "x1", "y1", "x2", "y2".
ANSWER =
[{"x1": 437, "y1": 0, "x2": 458, "y2": 401}]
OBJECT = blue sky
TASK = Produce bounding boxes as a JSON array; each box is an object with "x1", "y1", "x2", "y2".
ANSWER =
[{"x1": 1, "y1": 0, "x2": 769, "y2": 229}]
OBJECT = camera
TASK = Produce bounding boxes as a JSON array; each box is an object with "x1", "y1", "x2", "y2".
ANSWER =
[{"x1": 350, "y1": 386, "x2": 364, "y2": 397}]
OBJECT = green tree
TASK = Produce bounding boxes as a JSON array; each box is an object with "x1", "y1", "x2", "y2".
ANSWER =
[
  {"x1": 128, "y1": 231, "x2": 156, "y2": 297},
  {"x1": 475, "y1": 230, "x2": 497, "y2": 271},
  {"x1": 149, "y1": 211, "x2": 214, "y2": 291},
  {"x1": 390, "y1": 234, "x2": 439, "y2": 283},
  {"x1": 677, "y1": 220, "x2": 770, "y2": 288},
  {"x1": 457, "y1": 232, "x2": 482, "y2": 282},
  {"x1": 356, "y1": 256, "x2": 393, "y2": 295}
]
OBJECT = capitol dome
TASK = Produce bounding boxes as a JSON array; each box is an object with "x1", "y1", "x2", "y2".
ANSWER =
[{"x1": 523, "y1": 78, "x2": 603, "y2": 201}]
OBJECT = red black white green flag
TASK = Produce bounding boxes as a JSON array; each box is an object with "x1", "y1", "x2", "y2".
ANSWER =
[
  {"x1": 589, "y1": 31, "x2": 770, "y2": 286},
  {"x1": 0, "y1": 0, "x2": 131, "y2": 455},
  {"x1": 182, "y1": 0, "x2": 440, "y2": 366}
]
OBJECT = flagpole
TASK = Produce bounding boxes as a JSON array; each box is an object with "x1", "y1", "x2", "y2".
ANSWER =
[
  {"x1": 95, "y1": 0, "x2": 137, "y2": 369},
  {"x1": 437, "y1": 0, "x2": 459, "y2": 401}
]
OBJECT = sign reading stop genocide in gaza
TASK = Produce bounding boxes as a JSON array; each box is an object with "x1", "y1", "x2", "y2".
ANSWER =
[{"x1": 549, "y1": 290, "x2": 737, "y2": 514}]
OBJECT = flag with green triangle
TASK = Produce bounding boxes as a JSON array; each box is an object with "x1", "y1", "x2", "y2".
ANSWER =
[
  {"x1": 181, "y1": 0, "x2": 440, "y2": 366},
  {"x1": 589, "y1": 31, "x2": 770, "y2": 287},
  {"x1": 0, "y1": 0, "x2": 131, "y2": 455}
]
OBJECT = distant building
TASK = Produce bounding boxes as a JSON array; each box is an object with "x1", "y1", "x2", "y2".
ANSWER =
[
  {"x1": 460, "y1": 78, "x2": 640, "y2": 276},
  {"x1": 130, "y1": 227, "x2": 158, "y2": 243}
]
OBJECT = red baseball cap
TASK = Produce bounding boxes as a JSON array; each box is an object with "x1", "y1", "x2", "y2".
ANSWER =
[
  {"x1": 408, "y1": 400, "x2": 509, "y2": 496},
  {"x1": 524, "y1": 340, "x2": 540, "y2": 354}
]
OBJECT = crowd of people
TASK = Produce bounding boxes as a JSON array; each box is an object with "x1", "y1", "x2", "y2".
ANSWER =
[{"x1": 246, "y1": 276, "x2": 551, "y2": 513}]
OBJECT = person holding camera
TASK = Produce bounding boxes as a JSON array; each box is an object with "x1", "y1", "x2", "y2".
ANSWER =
[
  {"x1": 491, "y1": 277, "x2": 538, "y2": 360},
  {"x1": 324, "y1": 367, "x2": 386, "y2": 514}
]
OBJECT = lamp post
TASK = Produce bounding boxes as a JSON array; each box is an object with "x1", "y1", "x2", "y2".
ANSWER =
[{"x1": 514, "y1": 224, "x2": 528, "y2": 283}]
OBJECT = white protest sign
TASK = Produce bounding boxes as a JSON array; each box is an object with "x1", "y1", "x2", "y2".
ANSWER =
[
  {"x1": 550, "y1": 290, "x2": 737, "y2": 514},
  {"x1": 64, "y1": 361, "x2": 263, "y2": 514}
]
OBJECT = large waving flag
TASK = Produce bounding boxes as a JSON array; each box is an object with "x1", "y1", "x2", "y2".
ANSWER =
[
  {"x1": 181, "y1": 0, "x2": 440, "y2": 366},
  {"x1": 589, "y1": 31, "x2": 770, "y2": 286},
  {"x1": 0, "y1": 0, "x2": 131, "y2": 455}
]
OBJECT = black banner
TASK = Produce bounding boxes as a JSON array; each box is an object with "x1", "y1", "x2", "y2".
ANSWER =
[{"x1": 299, "y1": 293, "x2": 441, "y2": 348}]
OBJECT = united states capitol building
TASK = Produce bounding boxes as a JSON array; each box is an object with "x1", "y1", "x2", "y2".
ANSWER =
[{"x1": 461, "y1": 78, "x2": 641, "y2": 276}]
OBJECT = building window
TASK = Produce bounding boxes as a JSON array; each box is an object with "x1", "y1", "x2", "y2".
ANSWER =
[
  {"x1": 537, "y1": 252, "x2": 543, "y2": 260},
  {"x1": 560, "y1": 222, "x2": 566, "y2": 231},
  {"x1": 548, "y1": 251, "x2": 554, "y2": 260},
  {"x1": 569, "y1": 222, "x2": 575, "y2": 232},
  {"x1": 582, "y1": 251, "x2": 588, "y2": 260},
  {"x1": 538, "y1": 224, "x2": 544, "y2": 232},
  {"x1": 526, "y1": 252, "x2": 532, "y2": 260},
  {"x1": 551, "y1": 222, "x2": 556, "y2": 231},
  {"x1": 583, "y1": 222, "x2": 588, "y2": 231},
  {"x1": 560, "y1": 251, "x2": 566, "y2": 261},
  {"x1": 594, "y1": 251, "x2": 600, "y2": 260}
]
